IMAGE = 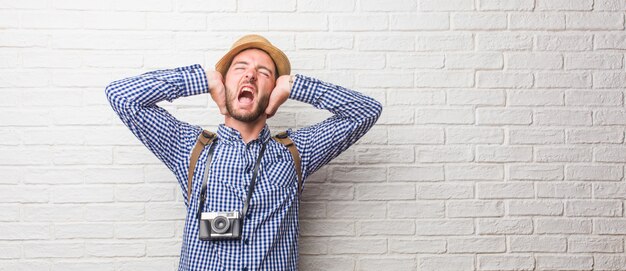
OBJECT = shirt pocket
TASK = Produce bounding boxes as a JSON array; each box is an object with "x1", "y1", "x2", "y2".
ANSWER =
[{"x1": 260, "y1": 153, "x2": 297, "y2": 189}]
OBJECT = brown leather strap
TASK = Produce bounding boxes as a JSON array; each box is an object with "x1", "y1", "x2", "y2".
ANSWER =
[
  {"x1": 187, "y1": 130, "x2": 216, "y2": 201},
  {"x1": 273, "y1": 131, "x2": 303, "y2": 195}
]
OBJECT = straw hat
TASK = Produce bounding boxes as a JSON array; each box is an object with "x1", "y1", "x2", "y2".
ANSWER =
[{"x1": 215, "y1": 34, "x2": 291, "y2": 77}]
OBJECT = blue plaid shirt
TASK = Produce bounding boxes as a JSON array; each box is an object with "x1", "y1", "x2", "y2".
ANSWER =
[{"x1": 105, "y1": 64, "x2": 382, "y2": 271}]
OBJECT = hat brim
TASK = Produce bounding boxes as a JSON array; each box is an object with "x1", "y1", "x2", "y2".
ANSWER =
[{"x1": 215, "y1": 41, "x2": 291, "y2": 78}]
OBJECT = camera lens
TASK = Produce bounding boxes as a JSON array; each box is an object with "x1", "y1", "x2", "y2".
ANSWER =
[{"x1": 211, "y1": 216, "x2": 230, "y2": 234}]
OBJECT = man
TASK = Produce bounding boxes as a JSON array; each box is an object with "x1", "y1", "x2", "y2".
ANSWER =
[{"x1": 105, "y1": 34, "x2": 382, "y2": 270}]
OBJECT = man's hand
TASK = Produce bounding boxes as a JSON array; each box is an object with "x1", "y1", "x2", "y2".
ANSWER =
[
  {"x1": 266, "y1": 75, "x2": 293, "y2": 119},
  {"x1": 206, "y1": 70, "x2": 228, "y2": 116}
]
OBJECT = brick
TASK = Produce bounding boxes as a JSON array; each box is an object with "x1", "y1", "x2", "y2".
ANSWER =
[
  {"x1": 146, "y1": 240, "x2": 181, "y2": 257},
  {"x1": 478, "y1": 0, "x2": 534, "y2": 10},
  {"x1": 112, "y1": 0, "x2": 172, "y2": 11},
  {"x1": 0, "y1": 31, "x2": 47, "y2": 48},
  {"x1": 388, "y1": 54, "x2": 444, "y2": 69},
  {"x1": 535, "y1": 147, "x2": 592, "y2": 162},
  {"x1": 594, "y1": 72, "x2": 626, "y2": 88},
  {"x1": 23, "y1": 52, "x2": 81, "y2": 68},
  {"x1": 357, "y1": 184, "x2": 415, "y2": 200},
  {"x1": 567, "y1": 12, "x2": 624, "y2": 30},
  {"x1": 356, "y1": 147, "x2": 414, "y2": 164},
  {"x1": 358, "y1": 257, "x2": 416, "y2": 271},
  {"x1": 595, "y1": 109, "x2": 626, "y2": 125},
  {"x1": 296, "y1": 34, "x2": 353, "y2": 49},
  {"x1": 55, "y1": 223, "x2": 114, "y2": 239},
  {"x1": 447, "y1": 200, "x2": 504, "y2": 217},
  {"x1": 115, "y1": 185, "x2": 175, "y2": 202},
  {"x1": 299, "y1": 237, "x2": 327, "y2": 255},
  {"x1": 330, "y1": 15, "x2": 388, "y2": 31},
  {"x1": 536, "y1": 256, "x2": 593, "y2": 271},
  {"x1": 477, "y1": 182, "x2": 534, "y2": 199},
  {"x1": 356, "y1": 72, "x2": 414, "y2": 88},
  {"x1": 415, "y1": 71, "x2": 474, "y2": 87},
  {"x1": 299, "y1": 256, "x2": 355, "y2": 271},
  {"x1": 84, "y1": 12, "x2": 145, "y2": 30},
  {"x1": 508, "y1": 164, "x2": 564, "y2": 181},
  {"x1": 84, "y1": 167, "x2": 143, "y2": 184},
  {"x1": 510, "y1": 236, "x2": 566, "y2": 252},
  {"x1": 595, "y1": 0, "x2": 626, "y2": 10},
  {"x1": 300, "y1": 220, "x2": 355, "y2": 237},
  {"x1": 0, "y1": 204, "x2": 19, "y2": 222},
  {"x1": 300, "y1": 202, "x2": 326, "y2": 219},
  {"x1": 538, "y1": 182, "x2": 592, "y2": 199},
  {"x1": 86, "y1": 241, "x2": 145, "y2": 257},
  {"x1": 269, "y1": 14, "x2": 327, "y2": 31},
  {"x1": 327, "y1": 202, "x2": 386, "y2": 219},
  {"x1": 595, "y1": 255, "x2": 626, "y2": 270},
  {"x1": 595, "y1": 183, "x2": 626, "y2": 199},
  {"x1": 389, "y1": 166, "x2": 444, "y2": 182},
  {"x1": 479, "y1": 255, "x2": 535, "y2": 270},
  {"x1": 510, "y1": 13, "x2": 565, "y2": 30},
  {"x1": 509, "y1": 129, "x2": 564, "y2": 145},
  {"x1": 0, "y1": 186, "x2": 48, "y2": 203},
  {"x1": 416, "y1": 146, "x2": 473, "y2": 163},
  {"x1": 301, "y1": 184, "x2": 353, "y2": 201},
  {"x1": 388, "y1": 90, "x2": 445, "y2": 105},
  {"x1": 477, "y1": 71, "x2": 533, "y2": 88},
  {"x1": 23, "y1": 167, "x2": 84, "y2": 184},
  {"x1": 446, "y1": 164, "x2": 504, "y2": 181},
  {"x1": 477, "y1": 218, "x2": 533, "y2": 234},
  {"x1": 506, "y1": 53, "x2": 563, "y2": 69},
  {"x1": 238, "y1": 0, "x2": 294, "y2": 11},
  {"x1": 23, "y1": 204, "x2": 83, "y2": 222},
  {"x1": 116, "y1": 222, "x2": 176, "y2": 239},
  {"x1": 536, "y1": 72, "x2": 591, "y2": 88},
  {"x1": 535, "y1": 109, "x2": 592, "y2": 126},
  {"x1": 361, "y1": 0, "x2": 415, "y2": 11},
  {"x1": 420, "y1": 0, "x2": 473, "y2": 11},
  {"x1": 388, "y1": 201, "x2": 444, "y2": 218},
  {"x1": 448, "y1": 89, "x2": 505, "y2": 105},
  {"x1": 390, "y1": 239, "x2": 446, "y2": 253},
  {"x1": 390, "y1": 13, "x2": 449, "y2": 30},
  {"x1": 448, "y1": 236, "x2": 505, "y2": 253},
  {"x1": 565, "y1": 165, "x2": 623, "y2": 181},
  {"x1": 416, "y1": 33, "x2": 473, "y2": 51},
  {"x1": 20, "y1": 11, "x2": 82, "y2": 29},
  {"x1": 375, "y1": 106, "x2": 415, "y2": 125},
  {"x1": 565, "y1": 53, "x2": 623, "y2": 70},
  {"x1": 445, "y1": 53, "x2": 503, "y2": 69},
  {"x1": 298, "y1": 0, "x2": 354, "y2": 12},
  {"x1": 508, "y1": 200, "x2": 563, "y2": 216},
  {"x1": 388, "y1": 127, "x2": 444, "y2": 145},
  {"x1": 205, "y1": 14, "x2": 267, "y2": 31},
  {"x1": 52, "y1": 185, "x2": 114, "y2": 203},
  {"x1": 0, "y1": 223, "x2": 50, "y2": 240},
  {"x1": 566, "y1": 90, "x2": 623, "y2": 106},
  {"x1": 415, "y1": 108, "x2": 474, "y2": 124},
  {"x1": 447, "y1": 127, "x2": 504, "y2": 144},
  {"x1": 566, "y1": 200, "x2": 622, "y2": 217},
  {"x1": 328, "y1": 53, "x2": 385, "y2": 70},
  {"x1": 85, "y1": 204, "x2": 144, "y2": 221},
  {"x1": 476, "y1": 146, "x2": 533, "y2": 162},
  {"x1": 54, "y1": 0, "x2": 111, "y2": 10},
  {"x1": 415, "y1": 219, "x2": 474, "y2": 235},
  {"x1": 476, "y1": 108, "x2": 532, "y2": 125},
  {"x1": 419, "y1": 256, "x2": 475, "y2": 271},
  {"x1": 358, "y1": 220, "x2": 415, "y2": 236},
  {"x1": 536, "y1": 218, "x2": 592, "y2": 234},
  {"x1": 451, "y1": 13, "x2": 507, "y2": 30},
  {"x1": 568, "y1": 236, "x2": 624, "y2": 252},
  {"x1": 418, "y1": 183, "x2": 474, "y2": 199},
  {"x1": 328, "y1": 239, "x2": 386, "y2": 254},
  {"x1": 536, "y1": 34, "x2": 593, "y2": 51},
  {"x1": 24, "y1": 242, "x2": 83, "y2": 258},
  {"x1": 476, "y1": 33, "x2": 533, "y2": 51},
  {"x1": 570, "y1": 129, "x2": 624, "y2": 144},
  {"x1": 536, "y1": 0, "x2": 592, "y2": 10},
  {"x1": 595, "y1": 219, "x2": 626, "y2": 234}
]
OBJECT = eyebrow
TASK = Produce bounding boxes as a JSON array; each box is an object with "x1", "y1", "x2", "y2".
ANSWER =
[{"x1": 232, "y1": 61, "x2": 275, "y2": 75}]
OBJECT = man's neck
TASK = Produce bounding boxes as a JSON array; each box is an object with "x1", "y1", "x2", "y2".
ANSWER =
[{"x1": 224, "y1": 116, "x2": 267, "y2": 144}]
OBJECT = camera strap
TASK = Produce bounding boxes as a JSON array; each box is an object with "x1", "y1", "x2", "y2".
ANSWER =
[{"x1": 197, "y1": 139, "x2": 268, "y2": 221}]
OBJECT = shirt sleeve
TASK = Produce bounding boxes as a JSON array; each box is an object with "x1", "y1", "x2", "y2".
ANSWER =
[
  {"x1": 104, "y1": 64, "x2": 208, "y2": 192},
  {"x1": 287, "y1": 74, "x2": 383, "y2": 183}
]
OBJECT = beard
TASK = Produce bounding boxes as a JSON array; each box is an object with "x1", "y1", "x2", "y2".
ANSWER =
[{"x1": 224, "y1": 86, "x2": 270, "y2": 123}]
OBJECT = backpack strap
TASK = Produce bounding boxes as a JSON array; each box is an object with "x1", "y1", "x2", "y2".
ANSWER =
[
  {"x1": 187, "y1": 130, "x2": 217, "y2": 201},
  {"x1": 273, "y1": 131, "x2": 303, "y2": 196}
]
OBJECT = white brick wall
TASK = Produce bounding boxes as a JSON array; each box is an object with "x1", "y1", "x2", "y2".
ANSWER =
[{"x1": 3, "y1": 0, "x2": 626, "y2": 270}]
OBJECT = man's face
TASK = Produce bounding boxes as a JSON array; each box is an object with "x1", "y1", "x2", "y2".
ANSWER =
[{"x1": 224, "y1": 48, "x2": 277, "y2": 123}]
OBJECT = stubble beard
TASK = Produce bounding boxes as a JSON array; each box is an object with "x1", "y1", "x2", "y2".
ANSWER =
[{"x1": 225, "y1": 86, "x2": 270, "y2": 123}]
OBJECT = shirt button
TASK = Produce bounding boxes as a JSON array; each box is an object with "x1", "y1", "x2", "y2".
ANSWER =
[
  {"x1": 244, "y1": 238, "x2": 250, "y2": 245},
  {"x1": 243, "y1": 267, "x2": 248, "y2": 271}
]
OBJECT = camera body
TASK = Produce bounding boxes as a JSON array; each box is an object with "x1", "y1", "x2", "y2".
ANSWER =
[{"x1": 199, "y1": 211, "x2": 242, "y2": 241}]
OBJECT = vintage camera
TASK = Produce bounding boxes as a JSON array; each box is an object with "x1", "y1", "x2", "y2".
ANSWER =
[{"x1": 199, "y1": 211, "x2": 242, "y2": 240}]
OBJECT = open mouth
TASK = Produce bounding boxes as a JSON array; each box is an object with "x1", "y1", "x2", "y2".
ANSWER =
[{"x1": 237, "y1": 85, "x2": 255, "y2": 106}]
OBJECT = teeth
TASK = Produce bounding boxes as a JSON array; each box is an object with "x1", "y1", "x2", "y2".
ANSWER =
[{"x1": 241, "y1": 87, "x2": 253, "y2": 93}]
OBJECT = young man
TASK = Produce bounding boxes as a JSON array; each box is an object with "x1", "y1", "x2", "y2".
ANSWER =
[{"x1": 105, "y1": 34, "x2": 382, "y2": 270}]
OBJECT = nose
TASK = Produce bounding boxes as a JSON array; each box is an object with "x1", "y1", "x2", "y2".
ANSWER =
[{"x1": 244, "y1": 69, "x2": 256, "y2": 83}]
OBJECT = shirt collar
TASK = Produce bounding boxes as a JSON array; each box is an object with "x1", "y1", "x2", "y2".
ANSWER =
[{"x1": 216, "y1": 124, "x2": 271, "y2": 144}]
